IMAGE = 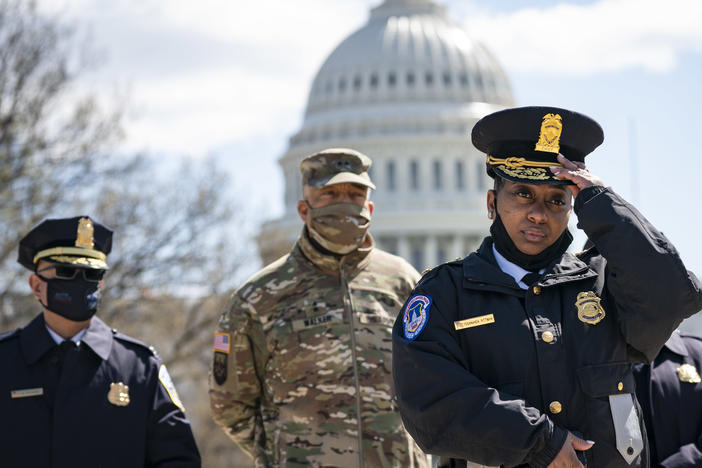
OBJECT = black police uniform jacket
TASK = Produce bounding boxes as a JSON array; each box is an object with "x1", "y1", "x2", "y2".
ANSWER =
[
  {"x1": 634, "y1": 331, "x2": 702, "y2": 467},
  {"x1": 392, "y1": 187, "x2": 702, "y2": 468},
  {"x1": 0, "y1": 314, "x2": 201, "y2": 468}
]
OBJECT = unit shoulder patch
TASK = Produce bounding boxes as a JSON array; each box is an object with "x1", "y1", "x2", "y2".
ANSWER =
[
  {"x1": 213, "y1": 352, "x2": 228, "y2": 385},
  {"x1": 159, "y1": 364, "x2": 185, "y2": 412},
  {"x1": 402, "y1": 294, "x2": 432, "y2": 341}
]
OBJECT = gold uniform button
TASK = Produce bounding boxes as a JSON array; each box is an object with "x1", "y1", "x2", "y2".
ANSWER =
[
  {"x1": 549, "y1": 401, "x2": 562, "y2": 414},
  {"x1": 532, "y1": 286, "x2": 542, "y2": 295},
  {"x1": 542, "y1": 331, "x2": 554, "y2": 343},
  {"x1": 618, "y1": 382, "x2": 624, "y2": 391}
]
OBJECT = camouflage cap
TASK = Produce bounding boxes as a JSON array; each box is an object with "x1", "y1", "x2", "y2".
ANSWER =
[{"x1": 300, "y1": 148, "x2": 376, "y2": 190}]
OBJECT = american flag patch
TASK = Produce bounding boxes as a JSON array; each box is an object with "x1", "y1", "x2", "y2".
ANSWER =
[{"x1": 213, "y1": 332, "x2": 231, "y2": 354}]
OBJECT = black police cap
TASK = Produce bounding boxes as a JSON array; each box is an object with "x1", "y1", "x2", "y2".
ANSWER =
[
  {"x1": 18, "y1": 216, "x2": 113, "y2": 271},
  {"x1": 472, "y1": 106, "x2": 604, "y2": 185}
]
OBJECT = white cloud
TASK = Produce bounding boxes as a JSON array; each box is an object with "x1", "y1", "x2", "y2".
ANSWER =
[
  {"x1": 39, "y1": 0, "x2": 702, "y2": 157},
  {"x1": 39, "y1": 0, "x2": 372, "y2": 156},
  {"x1": 464, "y1": 0, "x2": 702, "y2": 75}
]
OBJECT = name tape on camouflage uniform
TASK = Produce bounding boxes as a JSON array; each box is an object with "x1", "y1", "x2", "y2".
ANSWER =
[
  {"x1": 291, "y1": 313, "x2": 342, "y2": 331},
  {"x1": 454, "y1": 314, "x2": 495, "y2": 331},
  {"x1": 403, "y1": 295, "x2": 432, "y2": 341}
]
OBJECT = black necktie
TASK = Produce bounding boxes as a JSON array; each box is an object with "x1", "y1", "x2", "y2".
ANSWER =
[
  {"x1": 521, "y1": 272, "x2": 541, "y2": 286},
  {"x1": 59, "y1": 339, "x2": 77, "y2": 353}
]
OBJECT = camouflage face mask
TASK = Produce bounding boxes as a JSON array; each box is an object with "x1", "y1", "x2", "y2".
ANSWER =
[{"x1": 306, "y1": 202, "x2": 371, "y2": 255}]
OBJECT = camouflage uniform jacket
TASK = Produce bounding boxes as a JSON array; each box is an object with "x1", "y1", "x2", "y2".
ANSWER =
[{"x1": 209, "y1": 229, "x2": 425, "y2": 468}]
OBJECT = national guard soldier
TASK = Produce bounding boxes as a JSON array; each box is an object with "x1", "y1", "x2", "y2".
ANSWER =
[
  {"x1": 209, "y1": 148, "x2": 427, "y2": 467},
  {"x1": 634, "y1": 330, "x2": 702, "y2": 467},
  {"x1": 392, "y1": 107, "x2": 702, "y2": 467},
  {"x1": 0, "y1": 216, "x2": 201, "y2": 467}
]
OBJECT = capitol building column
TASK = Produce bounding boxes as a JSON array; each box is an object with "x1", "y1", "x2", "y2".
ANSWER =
[
  {"x1": 398, "y1": 236, "x2": 411, "y2": 264},
  {"x1": 450, "y1": 234, "x2": 463, "y2": 261},
  {"x1": 425, "y1": 235, "x2": 438, "y2": 270}
]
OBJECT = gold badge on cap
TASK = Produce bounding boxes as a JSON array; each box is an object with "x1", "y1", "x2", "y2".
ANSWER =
[
  {"x1": 107, "y1": 382, "x2": 130, "y2": 406},
  {"x1": 576, "y1": 291, "x2": 606, "y2": 325},
  {"x1": 535, "y1": 113, "x2": 563, "y2": 153},
  {"x1": 75, "y1": 217, "x2": 95, "y2": 249},
  {"x1": 677, "y1": 364, "x2": 702, "y2": 384}
]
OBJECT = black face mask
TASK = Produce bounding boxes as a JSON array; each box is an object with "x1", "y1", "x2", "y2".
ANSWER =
[
  {"x1": 489, "y1": 213, "x2": 573, "y2": 272},
  {"x1": 37, "y1": 275, "x2": 101, "y2": 322}
]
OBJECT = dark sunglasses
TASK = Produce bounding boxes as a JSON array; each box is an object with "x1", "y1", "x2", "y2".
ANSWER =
[{"x1": 36, "y1": 265, "x2": 106, "y2": 282}]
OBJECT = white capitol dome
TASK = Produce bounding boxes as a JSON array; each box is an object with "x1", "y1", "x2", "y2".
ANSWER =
[{"x1": 258, "y1": 0, "x2": 515, "y2": 268}]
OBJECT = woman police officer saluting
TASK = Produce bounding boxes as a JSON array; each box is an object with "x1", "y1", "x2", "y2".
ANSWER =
[{"x1": 392, "y1": 106, "x2": 702, "y2": 468}]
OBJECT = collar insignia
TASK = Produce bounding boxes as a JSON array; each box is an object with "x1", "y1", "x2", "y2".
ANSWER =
[
  {"x1": 76, "y1": 217, "x2": 95, "y2": 249},
  {"x1": 576, "y1": 291, "x2": 606, "y2": 325},
  {"x1": 107, "y1": 382, "x2": 130, "y2": 406},
  {"x1": 535, "y1": 113, "x2": 563, "y2": 153},
  {"x1": 677, "y1": 364, "x2": 702, "y2": 383}
]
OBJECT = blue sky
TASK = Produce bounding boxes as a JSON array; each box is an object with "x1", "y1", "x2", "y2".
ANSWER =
[{"x1": 43, "y1": 0, "x2": 702, "y2": 276}]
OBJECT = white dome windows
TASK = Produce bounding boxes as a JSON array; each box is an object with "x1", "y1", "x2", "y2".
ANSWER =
[
  {"x1": 353, "y1": 76, "x2": 362, "y2": 91},
  {"x1": 432, "y1": 159, "x2": 442, "y2": 191},
  {"x1": 369, "y1": 73, "x2": 379, "y2": 89},
  {"x1": 386, "y1": 160, "x2": 397, "y2": 191},
  {"x1": 409, "y1": 159, "x2": 420, "y2": 190},
  {"x1": 442, "y1": 72, "x2": 452, "y2": 87},
  {"x1": 388, "y1": 71, "x2": 397, "y2": 87},
  {"x1": 308, "y1": 67, "x2": 502, "y2": 110},
  {"x1": 406, "y1": 71, "x2": 415, "y2": 87}
]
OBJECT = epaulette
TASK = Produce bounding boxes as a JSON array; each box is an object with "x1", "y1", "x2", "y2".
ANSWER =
[
  {"x1": 575, "y1": 245, "x2": 599, "y2": 258},
  {"x1": 0, "y1": 328, "x2": 20, "y2": 343},
  {"x1": 111, "y1": 328, "x2": 159, "y2": 357},
  {"x1": 416, "y1": 257, "x2": 463, "y2": 288}
]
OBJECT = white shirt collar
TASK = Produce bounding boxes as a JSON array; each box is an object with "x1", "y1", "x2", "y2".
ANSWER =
[
  {"x1": 492, "y1": 244, "x2": 544, "y2": 290},
  {"x1": 45, "y1": 325, "x2": 87, "y2": 346}
]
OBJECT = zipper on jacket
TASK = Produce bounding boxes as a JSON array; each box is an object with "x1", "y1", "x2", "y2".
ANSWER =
[{"x1": 340, "y1": 264, "x2": 365, "y2": 468}]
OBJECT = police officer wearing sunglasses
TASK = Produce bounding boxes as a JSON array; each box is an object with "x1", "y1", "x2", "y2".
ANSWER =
[{"x1": 0, "y1": 216, "x2": 201, "y2": 467}]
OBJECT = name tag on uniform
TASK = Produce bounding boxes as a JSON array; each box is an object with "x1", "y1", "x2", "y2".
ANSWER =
[
  {"x1": 291, "y1": 313, "x2": 340, "y2": 331},
  {"x1": 11, "y1": 387, "x2": 44, "y2": 399},
  {"x1": 454, "y1": 314, "x2": 495, "y2": 330}
]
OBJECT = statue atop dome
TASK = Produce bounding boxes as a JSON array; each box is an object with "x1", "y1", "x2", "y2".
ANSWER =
[{"x1": 370, "y1": 0, "x2": 445, "y2": 20}]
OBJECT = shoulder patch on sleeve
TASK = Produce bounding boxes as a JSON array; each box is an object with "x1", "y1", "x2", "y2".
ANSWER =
[
  {"x1": 213, "y1": 332, "x2": 231, "y2": 354},
  {"x1": 402, "y1": 294, "x2": 432, "y2": 341},
  {"x1": 159, "y1": 364, "x2": 185, "y2": 412}
]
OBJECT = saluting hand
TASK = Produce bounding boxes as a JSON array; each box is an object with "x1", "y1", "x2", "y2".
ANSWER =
[
  {"x1": 547, "y1": 432, "x2": 594, "y2": 468},
  {"x1": 549, "y1": 154, "x2": 604, "y2": 199}
]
